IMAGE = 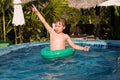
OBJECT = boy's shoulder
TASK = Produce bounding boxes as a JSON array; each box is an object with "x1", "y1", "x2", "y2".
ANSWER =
[
  {"x1": 63, "y1": 33, "x2": 70, "y2": 39},
  {"x1": 63, "y1": 33, "x2": 68, "y2": 36}
]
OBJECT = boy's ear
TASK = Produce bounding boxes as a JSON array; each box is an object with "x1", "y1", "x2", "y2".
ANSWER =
[{"x1": 63, "y1": 26, "x2": 66, "y2": 29}]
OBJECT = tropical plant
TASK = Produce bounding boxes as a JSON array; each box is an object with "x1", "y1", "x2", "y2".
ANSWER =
[
  {"x1": 40, "y1": 0, "x2": 68, "y2": 23},
  {"x1": 0, "y1": 0, "x2": 13, "y2": 41},
  {"x1": 1, "y1": 0, "x2": 120, "y2": 44}
]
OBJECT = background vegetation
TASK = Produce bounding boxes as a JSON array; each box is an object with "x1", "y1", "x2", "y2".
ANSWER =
[{"x1": 0, "y1": 0, "x2": 120, "y2": 44}]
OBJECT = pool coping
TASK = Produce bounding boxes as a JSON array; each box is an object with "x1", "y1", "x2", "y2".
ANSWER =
[{"x1": 0, "y1": 40, "x2": 120, "y2": 56}]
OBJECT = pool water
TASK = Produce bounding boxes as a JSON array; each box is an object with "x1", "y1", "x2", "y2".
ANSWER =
[{"x1": 0, "y1": 41, "x2": 120, "y2": 80}]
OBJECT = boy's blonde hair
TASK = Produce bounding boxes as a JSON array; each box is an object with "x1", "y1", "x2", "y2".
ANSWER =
[{"x1": 55, "y1": 18, "x2": 67, "y2": 27}]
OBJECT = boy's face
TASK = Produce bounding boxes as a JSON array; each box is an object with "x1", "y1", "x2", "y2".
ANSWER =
[{"x1": 53, "y1": 22, "x2": 65, "y2": 34}]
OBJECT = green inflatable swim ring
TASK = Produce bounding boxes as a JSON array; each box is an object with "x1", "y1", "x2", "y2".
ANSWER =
[{"x1": 40, "y1": 47, "x2": 75, "y2": 59}]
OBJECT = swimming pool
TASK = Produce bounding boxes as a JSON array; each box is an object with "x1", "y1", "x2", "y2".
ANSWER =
[{"x1": 0, "y1": 40, "x2": 120, "y2": 80}]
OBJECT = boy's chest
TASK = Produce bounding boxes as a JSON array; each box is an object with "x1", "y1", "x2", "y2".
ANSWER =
[{"x1": 50, "y1": 34, "x2": 66, "y2": 42}]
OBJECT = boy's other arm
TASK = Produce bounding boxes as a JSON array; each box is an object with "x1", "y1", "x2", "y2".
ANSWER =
[
  {"x1": 32, "y1": 4, "x2": 52, "y2": 33},
  {"x1": 66, "y1": 35, "x2": 90, "y2": 51}
]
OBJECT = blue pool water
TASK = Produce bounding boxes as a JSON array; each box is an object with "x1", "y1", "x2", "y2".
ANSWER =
[{"x1": 0, "y1": 40, "x2": 120, "y2": 80}]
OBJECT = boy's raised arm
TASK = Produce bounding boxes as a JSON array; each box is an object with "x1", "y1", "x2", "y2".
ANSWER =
[{"x1": 32, "y1": 4, "x2": 52, "y2": 33}]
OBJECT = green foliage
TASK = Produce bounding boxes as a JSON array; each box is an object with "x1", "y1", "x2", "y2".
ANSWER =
[
  {"x1": 1, "y1": 0, "x2": 120, "y2": 44},
  {"x1": 115, "y1": 6, "x2": 120, "y2": 16},
  {"x1": 100, "y1": 7, "x2": 111, "y2": 24},
  {"x1": 0, "y1": 0, "x2": 13, "y2": 41},
  {"x1": 42, "y1": 0, "x2": 68, "y2": 23}
]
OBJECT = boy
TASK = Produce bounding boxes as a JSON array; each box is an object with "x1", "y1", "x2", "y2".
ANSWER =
[{"x1": 32, "y1": 4, "x2": 90, "y2": 51}]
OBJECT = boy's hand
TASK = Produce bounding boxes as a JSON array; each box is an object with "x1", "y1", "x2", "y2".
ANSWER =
[
  {"x1": 32, "y1": 4, "x2": 38, "y2": 13},
  {"x1": 83, "y1": 46, "x2": 90, "y2": 51}
]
